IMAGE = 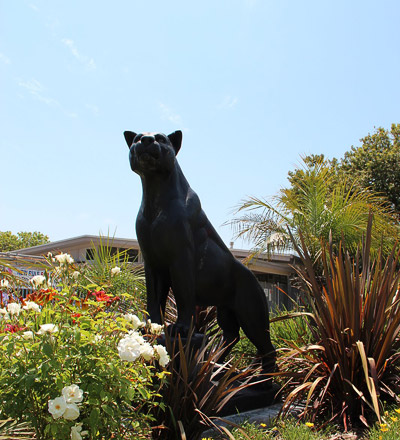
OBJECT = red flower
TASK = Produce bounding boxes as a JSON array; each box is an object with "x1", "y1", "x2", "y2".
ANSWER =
[
  {"x1": 71, "y1": 312, "x2": 81, "y2": 324},
  {"x1": 4, "y1": 324, "x2": 24, "y2": 333},
  {"x1": 91, "y1": 290, "x2": 111, "y2": 302},
  {"x1": 90, "y1": 290, "x2": 120, "y2": 306}
]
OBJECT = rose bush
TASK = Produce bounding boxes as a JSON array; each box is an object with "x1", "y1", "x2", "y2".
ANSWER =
[{"x1": 0, "y1": 253, "x2": 169, "y2": 440}]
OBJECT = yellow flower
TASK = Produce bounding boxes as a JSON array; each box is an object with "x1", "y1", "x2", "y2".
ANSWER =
[
  {"x1": 391, "y1": 416, "x2": 398, "y2": 422},
  {"x1": 395, "y1": 408, "x2": 400, "y2": 414},
  {"x1": 260, "y1": 423, "x2": 267, "y2": 428},
  {"x1": 305, "y1": 422, "x2": 314, "y2": 428},
  {"x1": 380, "y1": 423, "x2": 389, "y2": 432},
  {"x1": 271, "y1": 426, "x2": 278, "y2": 431}
]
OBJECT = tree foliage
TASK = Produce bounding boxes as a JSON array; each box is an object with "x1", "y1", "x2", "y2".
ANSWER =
[
  {"x1": 231, "y1": 157, "x2": 398, "y2": 262},
  {"x1": 0, "y1": 231, "x2": 49, "y2": 252},
  {"x1": 340, "y1": 123, "x2": 400, "y2": 212}
]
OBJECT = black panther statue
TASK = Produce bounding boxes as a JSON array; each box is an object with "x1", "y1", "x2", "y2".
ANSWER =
[{"x1": 124, "y1": 130, "x2": 275, "y2": 372}]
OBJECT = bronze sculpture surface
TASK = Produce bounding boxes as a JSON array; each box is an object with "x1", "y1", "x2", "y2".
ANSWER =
[{"x1": 124, "y1": 130, "x2": 275, "y2": 372}]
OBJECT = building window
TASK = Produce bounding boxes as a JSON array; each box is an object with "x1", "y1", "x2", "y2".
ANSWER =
[
  {"x1": 86, "y1": 249, "x2": 95, "y2": 261},
  {"x1": 125, "y1": 249, "x2": 139, "y2": 262},
  {"x1": 86, "y1": 247, "x2": 138, "y2": 262}
]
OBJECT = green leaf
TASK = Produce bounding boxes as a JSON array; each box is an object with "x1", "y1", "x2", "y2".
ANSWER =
[
  {"x1": 137, "y1": 386, "x2": 150, "y2": 400},
  {"x1": 6, "y1": 342, "x2": 14, "y2": 355},
  {"x1": 42, "y1": 342, "x2": 53, "y2": 357},
  {"x1": 89, "y1": 407, "x2": 100, "y2": 430},
  {"x1": 51, "y1": 423, "x2": 58, "y2": 436},
  {"x1": 127, "y1": 386, "x2": 135, "y2": 400},
  {"x1": 25, "y1": 374, "x2": 35, "y2": 389},
  {"x1": 101, "y1": 404, "x2": 114, "y2": 416}
]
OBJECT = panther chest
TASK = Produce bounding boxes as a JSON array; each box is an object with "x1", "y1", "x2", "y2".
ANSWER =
[{"x1": 136, "y1": 211, "x2": 192, "y2": 263}]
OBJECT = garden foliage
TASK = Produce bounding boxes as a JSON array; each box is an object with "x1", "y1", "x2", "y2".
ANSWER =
[
  {"x1": 277, "y1": 216, "x2": 400, "y2": 429},
  {"x1": 0, "y1": 249, "x2": 169, "y2": 440},
  {"x1": 152, "y1": 318, "x2": 268, "y2": 440},
  {"x1": 231, "y1": 157, "x2": 398, "y2": 262}
]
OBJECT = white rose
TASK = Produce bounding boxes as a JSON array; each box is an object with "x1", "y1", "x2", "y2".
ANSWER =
[
  {"x1": 118, "y1": 335, "x2": 142, "y2": 362},
  {"x1": 154, "y1": 344, "x2": 170, "y2": 367},
  {"x1": 123, "y1": 313, "x2": 145, "y2": 330},
  {"x1": 22, "y1": 331, "x2": 34, "y2": 340},
  {"x1": 7, "y1": 303, "x2": 21, "y2": 316},
  {"x1": 30, "y1": 275, "x2": 46, "y2": 288},
  {"x1": 63, "y1": 403, "x2": 80, "y2": 420},
  {"x1": 139, "y1": 342, "x2": 154, "y2": 361},
  {"x1": 127, "y1": 330, "x2": 145, "y2": 344},
  {"x1": 0, "y1": 307, "x2": 9, "y2": 320},
  {"x1": 111, "y1": 266, "x2": 121, "y2": 276},
  {"x1": 62, "y1": 384, "x2": 84, "y2": 403},
  {"x1": 159, "y1": 354, "x2": 170, "y2": 367},
  {"x1": 48, "y1": 396, "x2": 67, "y2": 419},
  {"x1": 70, "y1": 424, "x2": 88, "y2": 440},
  {"x1": 37, "y1": 323, "x2": 58, "y2": 334},
  {"x1": 55, "y1": 253, "x2": 74, "y2": 265},
  {"x1": 22, "y1": 301, "x2": 41, "y2": 313},
  {"x1": 0, "y1": 279, "x2": 9, "y2": 288},
  {"x1": 149, "y1": 321, "x2": 163, "y2": 336}
]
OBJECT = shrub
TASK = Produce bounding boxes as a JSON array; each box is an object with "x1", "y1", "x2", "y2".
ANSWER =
[
  {"x1": 152, "y1": 321, "x2": 267, "y2": 440},
  {"x1": 277, "y1": 216, "x2": 400, "y2": 429},
  {"x1": 0, "y1": 252, "x2": 169, "y2": 439},
  {"x1": 76, "y1": 236, "x2": 147, "y2": 314},
  {"x1": 270, "y1": 307, "x2": 314, "y2": 350}
]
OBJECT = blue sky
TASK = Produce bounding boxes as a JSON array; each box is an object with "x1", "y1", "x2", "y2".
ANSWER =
[{"x1": 1, "y1": 1, "x2": 399, "y2": 248}]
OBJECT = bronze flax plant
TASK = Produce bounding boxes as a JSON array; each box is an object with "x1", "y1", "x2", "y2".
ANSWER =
[
  {"x1": 0, "y1": 418, "x2": 36, "y2": 440},
  {"x1": 152, "y1": 323, "x2": 267, "y2": 440},
  {"x1": 276, "y1": 215, "x2": 400, "y2": 430}
]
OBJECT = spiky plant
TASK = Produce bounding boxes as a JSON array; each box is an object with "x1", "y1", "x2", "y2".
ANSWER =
[
  {"x1": 78, "y1": 234, "x2": 146, "y2": 314},
  {"x1": 276, "y1": 216, "x2": 400, "y2": 430},
  {"x1": 0, "y1": 418, "x2": 36, "y2": 439},
  {"x1": 152, "y1": 323, "x2": 266, "y2": 440}
]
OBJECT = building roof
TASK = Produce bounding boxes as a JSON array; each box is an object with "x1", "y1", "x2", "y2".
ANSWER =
[
  {"x1": 8, "y1": 235, "x2": 139, "y2": 256},
  {"x1": 7, "y1": 234, "x2": 299, "y2": 276}
]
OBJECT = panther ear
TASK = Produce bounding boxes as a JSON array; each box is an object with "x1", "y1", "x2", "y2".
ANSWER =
[
  {"x1": 168, "y1": 130, "x2": 182, "y2": 155},
  {"x1": 124, "y1": 131, "x2": 137, "y2": 148}
]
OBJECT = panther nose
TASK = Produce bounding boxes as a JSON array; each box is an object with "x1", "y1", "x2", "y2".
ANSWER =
[{"x1": 141, "y1": 135, "x2": 155, "y2": 146}]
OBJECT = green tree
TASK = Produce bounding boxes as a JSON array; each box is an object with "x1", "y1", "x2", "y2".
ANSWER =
[
  {"x1": 339, "y1": 123, "x2": 400, "y2": 212},
  {"x1": 231, "y1": 157, "x2": 398, "y2": 262},
  {"x1": 0, "y1": 231, "x2": 49, "y2": 252}
]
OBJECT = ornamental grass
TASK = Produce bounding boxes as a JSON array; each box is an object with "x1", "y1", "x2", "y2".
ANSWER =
[{"x1": 276, "y1": 215, "x2": 400, "y2": 430}]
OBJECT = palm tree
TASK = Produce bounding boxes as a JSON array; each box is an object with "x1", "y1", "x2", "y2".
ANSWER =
[{"x1": 231, "y1": 157, "x2": 399, "y2": 262}]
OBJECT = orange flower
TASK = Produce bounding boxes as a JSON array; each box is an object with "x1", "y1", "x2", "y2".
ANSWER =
[{"x1": 91, "y1": 290, "x2": 120, "y2": 306}]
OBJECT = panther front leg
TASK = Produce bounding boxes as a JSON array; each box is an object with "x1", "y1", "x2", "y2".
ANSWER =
[
  {"x1": 144, "y1": 265, "x2": 170, "y2": 324},
  {"x1": 168, "y1": 249, "x2": 196, "y2": 337}
]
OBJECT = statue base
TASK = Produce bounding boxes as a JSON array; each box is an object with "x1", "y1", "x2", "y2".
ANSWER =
[{"x1": 216, "y1": 381, "x2": 280, "y2": 416}]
